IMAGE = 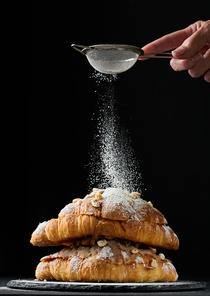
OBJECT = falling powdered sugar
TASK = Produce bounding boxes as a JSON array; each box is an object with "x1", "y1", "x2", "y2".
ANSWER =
[
  {"x1": 88, "y1": 71, "x2": 142, "y2": 192},
  {"x1": 90, "y1": 71, "x2": 118, "y2": 85}
]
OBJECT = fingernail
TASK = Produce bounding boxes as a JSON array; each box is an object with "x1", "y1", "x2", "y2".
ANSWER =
[
  {"x1": 191, "y1": 52, "x2": 203, "y2": 63},
  {"x1": 172, "y1": 46, "x2": 185, "y2": 56}
]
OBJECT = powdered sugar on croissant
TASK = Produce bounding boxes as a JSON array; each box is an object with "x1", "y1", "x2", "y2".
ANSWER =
[
  {"x1": 30, "y1": 188, "x2": 179, "y2": 250},
  {"x1": 36, "y1": 238, "x2": 178, "y2": 282}
]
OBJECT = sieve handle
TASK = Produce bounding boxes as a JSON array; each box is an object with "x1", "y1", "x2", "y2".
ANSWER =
[
  {"x1": 71, "y1": 44, "x2": 93, "y2": 55},
  {"x1": 139, "y1": 52, "x2": 173, "y2": 59}
]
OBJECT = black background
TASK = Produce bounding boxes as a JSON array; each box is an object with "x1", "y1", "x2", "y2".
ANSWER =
[{"x1": 5, "y1": 0, "x2": 210, "y2": 280}]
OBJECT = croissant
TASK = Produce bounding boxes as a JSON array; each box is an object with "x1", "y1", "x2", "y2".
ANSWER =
[
  {"x1": 36, "y1": 237, "x2": 178, "y2": 282},
  {"x1": 31, "y1": 188, "x2": 179, "y2": 250}
]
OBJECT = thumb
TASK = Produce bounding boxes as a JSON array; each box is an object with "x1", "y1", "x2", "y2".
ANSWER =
[{"x1": 172, "y1": 21, "x2": 210, "y2": 59}]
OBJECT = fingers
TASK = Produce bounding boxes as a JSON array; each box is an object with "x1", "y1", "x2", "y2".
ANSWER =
[
  {"x1": 189, "y1": 48, "x2": 210, "y2": 82},
  {"x1": 170, "y1": 52, "x2": 203, "y2": 71},
  {"x1": 204, "y1": 69, "x2": 210, "y2": 83},
  {"x1": 171, "y1": 21, "x2": 210, "y2": 82},
  {"x1": 141, "y1": 20, "x2": 210, "y2": 82},
  {"x1": 141, "y1": 21, "x2": 205, "y2": 55},
  {"x1": 141, "y1": 29, "x2": 189, "y2": 57},
  {"x1": 172, "y1": 20, "x2": 210, "y2": 59},
  {"x1": 170, "y1": 48, "x2": 210, "y2": 82}
]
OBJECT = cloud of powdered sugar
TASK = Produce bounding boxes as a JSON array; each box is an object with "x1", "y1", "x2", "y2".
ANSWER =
[{"x1": 87, "y1": 71, "x2": 142, "y2": 193}]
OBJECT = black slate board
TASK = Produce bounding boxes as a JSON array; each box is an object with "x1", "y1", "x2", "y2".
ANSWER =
[{"x1": 7, "y1": 280, "x2": 207, "y2": 292}]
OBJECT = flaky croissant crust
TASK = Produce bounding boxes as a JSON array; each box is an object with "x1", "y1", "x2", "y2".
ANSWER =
[
  {"x1": 36, "y1": 238, "x2": 178, "y2": 282},
  {"x1": 30, "y1": 188, "x2": 179, "y2": 250}
]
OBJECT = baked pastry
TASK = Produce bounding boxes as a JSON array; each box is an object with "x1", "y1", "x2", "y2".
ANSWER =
[
  {"x1": 36, "y1": 237, "x2": 178, "y2": 282},
  {"x1": 31, "y1": 188, "x2": 179, "y2": 250},
  {"x1": 32, "y1": 188, "x2": 179, "y2": 282}
]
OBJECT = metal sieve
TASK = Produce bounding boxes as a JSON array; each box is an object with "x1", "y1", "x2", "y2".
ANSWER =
[{"x1": 71, "y1": 44, "x2": 173, "y2": 74}]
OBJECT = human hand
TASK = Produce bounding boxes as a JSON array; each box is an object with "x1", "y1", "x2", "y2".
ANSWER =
[{"x1": 142, "y1": 20, "x2": 210, "y2": 83}]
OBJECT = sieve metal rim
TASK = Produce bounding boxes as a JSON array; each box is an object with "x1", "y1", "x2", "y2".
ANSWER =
[
  {"x1": 82, "y1": 44, "x2": 144, "y2": 57},
  {"x1": 71, "y1": 44, "x2": 144, "y2": 57}
]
